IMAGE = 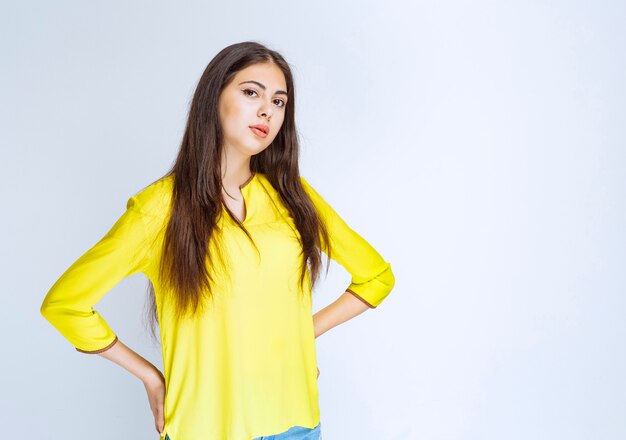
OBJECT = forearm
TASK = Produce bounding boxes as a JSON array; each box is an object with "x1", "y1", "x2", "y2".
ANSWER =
[
  {"x1": 93, "y1": 338, "x2": 160, "y2": 383},
  {"x1": 313, "y1": 290, "x2": 370, "y2": 338}
]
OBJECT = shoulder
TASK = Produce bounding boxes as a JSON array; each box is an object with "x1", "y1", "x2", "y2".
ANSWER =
[
  {"x1": 298, "y1": 174, "x2": 323, "y2": 200},
  {"x1": 127, "y1": 173, "x2": 175, "y2": 218},
  {"x1": 298, "y1": 174, "x2": 315, "y2": 192}
]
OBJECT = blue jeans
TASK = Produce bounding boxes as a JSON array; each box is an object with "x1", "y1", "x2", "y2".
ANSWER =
[
  {"x1": 164, "y1": 422, "x2": 321, "y2": 440},
  {"x1": 252, "y1": 422, "x2": 322, "y2": 440}
]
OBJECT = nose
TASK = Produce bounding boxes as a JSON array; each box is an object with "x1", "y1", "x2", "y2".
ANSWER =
[{"x1": 258, "y1": 101, "x2": 273, "y2": 121}]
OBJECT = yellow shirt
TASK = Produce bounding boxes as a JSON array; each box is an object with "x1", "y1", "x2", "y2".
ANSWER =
[{"x1": 40, "y1": 172, "x2": 395, "y2": 440}]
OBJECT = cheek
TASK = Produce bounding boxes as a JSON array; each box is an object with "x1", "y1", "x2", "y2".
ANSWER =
[
  {"x1": 220, "y1": 104, "x2": 248, "y2": 134},
  {"x1": 219, "y1": 93, "x2": 248, "y2": 122},
  {"x1": 272, "y1": 117, "x2": 285, "y2": 136}
]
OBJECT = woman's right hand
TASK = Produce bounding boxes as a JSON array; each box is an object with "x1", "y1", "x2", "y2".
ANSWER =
[
  {"x1": 92, "y1": 340, "x2": 167, "y2": 435},
  {"x1": 143, "y1": 368, "x2": 166, "y2": 435}
]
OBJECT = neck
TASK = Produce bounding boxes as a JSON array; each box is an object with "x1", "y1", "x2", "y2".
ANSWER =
[{"x1": 220, "y1": 149, "x2": 253, "y2": 191}]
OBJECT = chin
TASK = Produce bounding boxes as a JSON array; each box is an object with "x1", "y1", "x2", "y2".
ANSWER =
[
  {"x1": 238, "y1": 142, "x2": 270, "y2": 156},
  {"x1": 254, "y1": 143, "x2": 272, "y2": 154}
]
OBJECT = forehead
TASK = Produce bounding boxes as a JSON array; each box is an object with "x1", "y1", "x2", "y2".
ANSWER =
[{"x1": 232, "y1": 63, "x2": 287, "y2": 91}]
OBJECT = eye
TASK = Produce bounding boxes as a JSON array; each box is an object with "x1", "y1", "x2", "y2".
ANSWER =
[{"x1": 243, "y1": 88, "x2": 286, "y2": 108}]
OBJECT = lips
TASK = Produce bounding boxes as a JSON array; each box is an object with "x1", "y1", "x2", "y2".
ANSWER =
[{"x1": 249, "y1": 124, "x2": 269, "y2": 138}]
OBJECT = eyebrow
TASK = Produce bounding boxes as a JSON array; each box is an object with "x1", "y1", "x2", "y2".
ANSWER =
[{"x1": 238, "y1": 80, "x2": 288, "y2": 97}]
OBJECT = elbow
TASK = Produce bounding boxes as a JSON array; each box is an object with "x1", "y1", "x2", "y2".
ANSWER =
[
  {"x1": 39, "y1": 291, "x2": 67, "y2": 324},
  {"x1": 386, "y1": 265, "x2": 396, "y2": 293},
  {"x1": 40, "y1": 298, "x2": 52, "y2": 320},
  {"x1": 40, "y1": 302, "x2": 61, "y2": 329},
  {"x1": 350, "y1": 263, "x2": 396, "y2": 309},
  {"x1": 377, "y1": 265, "x2": 396, "y2": 304},
  {"x1": 40, "y1": 282, "x2": 71, "y2": 321},
  {"x1": 377, "y1": 263, "x2": 396, "y2": 296}
]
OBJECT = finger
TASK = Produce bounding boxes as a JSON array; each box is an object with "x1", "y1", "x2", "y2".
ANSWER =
[{"x1": 157, "y1": 405, "x2": 164, "y2": 433}]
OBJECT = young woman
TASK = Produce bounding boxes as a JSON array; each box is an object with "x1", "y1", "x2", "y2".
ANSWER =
[{"x1": 40, "y1": 41, "x2": 395, "y2": 440}]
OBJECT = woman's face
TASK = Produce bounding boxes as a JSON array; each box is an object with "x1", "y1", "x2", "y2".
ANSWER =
[{"x1": 218, "y1": 62, "x2": 288, "y2": 157}]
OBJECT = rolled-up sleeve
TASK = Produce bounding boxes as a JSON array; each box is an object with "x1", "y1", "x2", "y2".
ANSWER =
[
  {"x1": 300, "y1": 176, "x2": 395, "y2": 308},
  {"x1": 40, "y1": 194, "x2": 159, "y2": 353}
]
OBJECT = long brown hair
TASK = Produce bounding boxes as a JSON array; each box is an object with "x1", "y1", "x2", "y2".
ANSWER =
[{"x1": 143, "y1": 41, "x2": 332, "y2": 342}]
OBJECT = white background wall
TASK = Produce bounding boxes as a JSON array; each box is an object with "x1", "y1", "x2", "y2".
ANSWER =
[{"x1": 1, "y1": 1, "x2": 624, "y2": 439}]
